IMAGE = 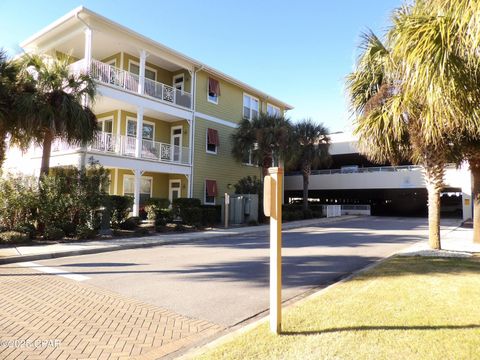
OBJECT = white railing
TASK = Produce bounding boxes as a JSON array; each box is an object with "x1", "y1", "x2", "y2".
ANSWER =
[
  {"x1": 87, "y1": 132, "x2": 190, "y2": 165},
  {"x1": 69, "y1": 59, "x2": 192, "y2": 109}
]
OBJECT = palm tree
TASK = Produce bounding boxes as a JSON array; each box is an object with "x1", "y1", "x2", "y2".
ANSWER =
[
  {"x1": 346, "y1": 30, "x2": 452, "y2": 250},
  {"x1": 231, "y1": 113, "x2": 292, "y2": 176},
  {"x1": 389, "y1": 2, "x2": 480, "y2": 244},
  {"x1": 287, "y1": 119, "x2": 330, "y2": 211},
  {"x1": 17, "y1": 54, "x2": 97, "y2": 176}
]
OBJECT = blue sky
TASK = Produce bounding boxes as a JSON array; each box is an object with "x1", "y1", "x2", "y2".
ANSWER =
[{"x1": 0, "y1": 0, "x2": 401, "y2": 132}]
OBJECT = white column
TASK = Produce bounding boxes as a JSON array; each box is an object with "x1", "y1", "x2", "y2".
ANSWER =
[
  {"x1": 461, "y1": 162, "x2": 473, "y2": 221},
  {"x1": 135, "y1": 106, "x2": 144, "y2": 158},
  {"x1": 186, "y1": 175, "x2": 191, "y2": 197},
  {"x1": 84, "y1": 28, "x2": 92, "y2": 67},
  {"x1": 138, "y1": 49, "x2": 147, "y2": 95},
  {"x1": 133, "y1": 169, "x2": 141, "y2": 217}
]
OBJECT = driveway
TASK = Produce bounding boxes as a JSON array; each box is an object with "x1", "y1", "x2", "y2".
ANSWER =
[{"x1": 0, "y1": 217, "x2": 460, "y2": 359}]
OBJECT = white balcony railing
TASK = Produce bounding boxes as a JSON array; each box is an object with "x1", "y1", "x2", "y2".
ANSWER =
[
  {"x1": 90, "y1": 132, "x2": 190, "y2": 165},
  {"x1": 69, "y1": 59, "x2": 192, "y2": 109},
  {"x1": 51, "y1": 132, "x2": 190, "y2": 165}
]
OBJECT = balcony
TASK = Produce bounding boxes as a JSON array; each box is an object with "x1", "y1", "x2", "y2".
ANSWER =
[
  {"x1": 51, "y1": 131, "x2": 190, "y2": 165},
  {"x1": 69, "y1": 59, "x2": 192, "y2": 110}
]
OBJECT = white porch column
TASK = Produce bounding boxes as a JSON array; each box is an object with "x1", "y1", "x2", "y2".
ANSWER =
[
  {"x1": 135, "y1": 106, "x2": 144, "y2": 158},
  {"x1": 186, "y1": 175, "x2": 192, "y2": 198},
  {"x1": 461, "y1": 162, "x2": 473, "y2": 221},
  {"x1": 84, "y1": 28, "x2": 92, "y2": 67},
  {"x1": 138, "y1": 49, "x2": 147, "y2": 95},
  {"x1": 133, "y1": 169, "x2": 141, "y2": 217}
]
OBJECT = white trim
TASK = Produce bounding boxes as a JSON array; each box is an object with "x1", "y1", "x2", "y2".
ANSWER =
[
  {"x1": 105, "y1": 58, "x2": 117, "y2": 67},
  {"x1": 207, "y1": 77, "x2": 219, "y2": 104},
  {"x1": 243, "y1": 93, "x2": 260, "y2": 120},
  {"x1": 126, "y1": 115, "x2": 155, "y2": 140},
  {"x1": 205, "y1": 128, "x2": 218, "y2": 155},
  {"x1": 116, "y1": 110, "x2": 121, "y2": 137},
  {"x1": 169, "y1": 179, "x2": 181, "y2": 203},
  {"x1": 114, "y1": 168, "x2": 119, "y2": 195},
  {"x1": 128, "y1": 59, "x2": 157, "y2": 81},
  {"x1": 171, "y1": 125, "x2": 183, "y2": 162},
  {"x1": 204, "y1": 180, "x2": 216, "y2": 205},
  {"x1": 196, "y1": 112, "x2": 237, "y2": 128},
  {"x1": 123, "y1": 174, "x2": 153, "y2": 197}
]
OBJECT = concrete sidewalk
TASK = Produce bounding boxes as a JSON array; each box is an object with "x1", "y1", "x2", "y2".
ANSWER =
[{"x1": 0, "y1": 216, "x2": 357, "y2": 265}]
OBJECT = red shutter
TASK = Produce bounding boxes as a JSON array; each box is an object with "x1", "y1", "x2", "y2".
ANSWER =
[
  {"x1": 207, "y1": 128, "x2": 219, "y2": 146},
  {"x1": 208, "y1": 77, "x2": 221, "y2": 96},
  {"x1": 205, "y1": 180, "x2": 217, "y2": 197}
]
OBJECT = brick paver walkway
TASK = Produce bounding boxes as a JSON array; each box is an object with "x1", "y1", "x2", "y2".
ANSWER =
[{"x1": 0, "y1": 265, "x2": 223, "y2": 359}]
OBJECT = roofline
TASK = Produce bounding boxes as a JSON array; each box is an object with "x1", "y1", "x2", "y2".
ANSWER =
[{"x1": 20, "y1": 6, "x2": 294, "y2": 110}]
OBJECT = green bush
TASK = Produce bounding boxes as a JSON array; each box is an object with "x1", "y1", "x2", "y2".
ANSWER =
[
  {"x1": 105, "y1": 195, "x2": 133, "y2": 228},
  {"x1": 302, "y1": 209, "x2": 313, "y2": 219},
  {"x1": 0, "y1": 231, "x2": 30, "y2": 244},
  {"x1": 181, "y1": 207, "x2": 202, "y2": 227},
  {"x1": 13, "y1": 223, "x2": 36, "y2": 239},
  {"x1": 144, "y1": 198, "x2": 170, "y2": 220},
  {"x1": 172, "y1": 198, "x2": 201, "y2": 209},
  {"x1": 201, "y1": 205, "x2": 221, "y2": 226},
  {"x1": 0, "y1": 174, "x2": 38, "y2": 230},
  {"x1": 61, "y1": 222, "x2": 77, "y2": 237},
  {"x1": 120, "y1": 217, "x2": 139, "y2": 230},
  {"x1": 75, "y1": 225, "x2": 97, "y2": 240},
  {"x1": 44, "y1": 227, "x2": 65, "y2": 241}
]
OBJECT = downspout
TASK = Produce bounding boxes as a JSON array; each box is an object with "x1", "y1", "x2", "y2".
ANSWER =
[
  {"x1": 189, "y1": 65, "x2": 205, "y2": 198},
  {"x1": 76, "y1": 11, "x2": 91, "y2": 169}
]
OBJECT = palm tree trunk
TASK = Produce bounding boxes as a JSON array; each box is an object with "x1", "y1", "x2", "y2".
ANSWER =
[
  {"x1": 40, "y1": 130, "x2": 53, "y2": 177},
  {"x1": 471, "y1": 164, "x2": 480, "y2": 243},
  {"x1": 0, "y1": 128, "x2": 6, "y2": 168},
  {"x1": 423, "y1": 163, "x2": 444, "y2": 250}
]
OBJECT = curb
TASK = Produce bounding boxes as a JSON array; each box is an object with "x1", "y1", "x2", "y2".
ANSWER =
[{"x1": 0, "y1": 216, "x2": 358, "y2": 265}]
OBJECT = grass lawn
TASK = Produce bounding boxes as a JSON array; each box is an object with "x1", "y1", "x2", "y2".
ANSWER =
[{"x1": 195, "y1": 255, "x2": 480, "y2": 360}]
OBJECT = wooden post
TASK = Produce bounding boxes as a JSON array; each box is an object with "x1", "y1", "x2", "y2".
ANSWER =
[{"x1": 264, "y1": 167, "x2": 283, "y2": 334}]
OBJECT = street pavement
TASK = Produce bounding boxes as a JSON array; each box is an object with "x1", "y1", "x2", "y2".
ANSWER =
[{"x1": 0, "y1": 216, "x2": 461, "y2": 359}]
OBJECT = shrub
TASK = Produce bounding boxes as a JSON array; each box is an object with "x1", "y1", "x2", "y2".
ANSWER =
[
  {"x1": 234, "y1": 176, "x2": 262, "y2": 195},
  {"x1": 105, "y1": 195, "x2": 133, "y2": 228},
  {"x1": 302, "y1": 209, "x2": 313, "y2": 219},
  {"x1": 247, "y1": 219, "x2": 259, "y2": 226},
  {"x1": 312, "y1": 210, "x2": 324, "y2": 218},
  {"x1": 0, "y1": 174, "x2": 38, "y2": 230},
  {"x1": 172, "y1": 198, "x2": 201, "y2": 209},
  {"x1": 61, "y1": 222, "x2": 77, "y2": 237},
  {"x1": 44, "y1": 227, "x2": 65, "y2": 241},
  {"x1": 144, "y1": 198, "x2": 170, "y2": 220},
  {"x1": 120, "y1": 217, "x2": 139, "y2": 230},
  {"x1": 181, "y1": 207, "x2": 202, "y2": 227},
  {"x1": 76, "y1": 225, "x2": 97, "y2": 240},
  {"x1": 13, "y1": 223, "x2": 36, "y2": 239},
  {"x1": 201, "y1": 205, "x2": 221, "y2": 226},
  {"x1": 0, "y1": 231, "x2": 30, "y2": 244}
]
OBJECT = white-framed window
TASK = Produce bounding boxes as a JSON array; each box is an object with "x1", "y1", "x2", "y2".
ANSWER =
[
  {"x1": 123, "y1": 175, "x2": 153, "y2": 205},
  {"x1": 206, "y1": 128, "x2": 219, "y2": 154},
  {"x1": 208, "y1": 77, "x2": 220, "y2": 104},
  {"x1": 126, "y1": 117, "x2": 155, "y2": 140},
  {"x1": 267, "y1": 103, "x2": 281, "y2": 117},
  {"x1": 128, "y1": 60, "x2": 157, "y2": 81},
  {"x1": 173, "y1": 74, "x2": 184, "y2": 92},
  {"x1": 97, "y1": 116, "x2": 113, "y2": 133},
  {"x1": 243, "y1": 94, "x2": 259, "y2": 120},
  {"x1": 205, "y1": 179, "x2": 217, "y2": 205},
  {"x1": 242, "y1": 149, "x2": 254, "y2": 165}
]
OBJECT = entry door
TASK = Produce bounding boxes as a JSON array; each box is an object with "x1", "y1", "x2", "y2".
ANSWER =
[
  {"x1": 171, "y1": 127, "x2": 182, "y2": 162},
  {"x1": 169, "y1": 180, "x2": 181, "y2": 204}
]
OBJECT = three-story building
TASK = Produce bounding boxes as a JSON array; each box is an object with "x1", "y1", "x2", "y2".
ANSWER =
[{"x1": 5, "y1": 6, "x2": 292, "y2": 215}]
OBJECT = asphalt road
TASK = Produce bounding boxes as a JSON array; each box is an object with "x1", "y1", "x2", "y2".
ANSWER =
[{"x1": 18, "y1": 217, "x2": 457, "y2": 327}]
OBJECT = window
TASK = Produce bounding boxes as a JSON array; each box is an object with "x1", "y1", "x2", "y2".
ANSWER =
[
  {"x1": 205, "y1": 179, "x2": 217, "y2": 204},
  {"x1": 173, "y1": 74, "x2": 184, "y2": 92},
  {"x1": 206, "y1": 128, "x2": 219, "y2": 154},
  {"x1": 128, "y1": 61, "x2": 156, "y2": 81},
  {"x1": 243, "y1": 94, "x2": 259, "y2": 120},
  {"x1": 123, "y1": 175, "x2": 152, "y2": 205},
  {"x1": 126, "y1": 118, "x2": 155, "y2": 140},
  {"x1": 97, "y1": 117, "x2": 113, "y2": 133},
  {"x1": 267, "y1": 103, "x2": 281, "y2": 117},
  {"x1": 242, "y1": 149, "x2": 254, "y2": 165},
  {"x1": 208, "y1": 77, "x2": 220, "y2": 104}
]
